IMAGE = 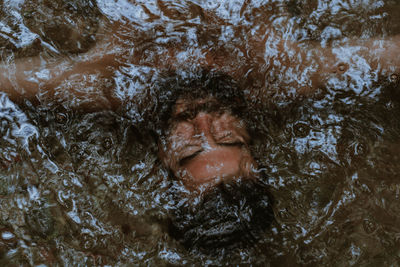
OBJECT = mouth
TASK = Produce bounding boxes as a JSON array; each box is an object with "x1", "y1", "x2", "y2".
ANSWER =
[{"x1": 178, "y1": 145, "x2": 244, "y2": 186}]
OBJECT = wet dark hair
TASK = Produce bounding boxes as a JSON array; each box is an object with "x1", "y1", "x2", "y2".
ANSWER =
[
  {"x1": 151, "y1": 69, "x2": 274, "y2": 251},
  {"x1": 168, "y1": 175, "x2": 274, "y2": 252},
  {"x1": 153, "y1": 68, "x2": 249, "y2": 138}
]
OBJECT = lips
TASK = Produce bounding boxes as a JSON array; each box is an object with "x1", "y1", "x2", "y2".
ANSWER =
[{"x1": 182, "y1": 146, "x2": 242, "y2": 185}]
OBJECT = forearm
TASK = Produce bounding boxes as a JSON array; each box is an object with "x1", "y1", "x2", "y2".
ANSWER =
[
  {"x1": 309, "y1": 35, "x2": 400, "y2": 92},
  {"x1": 0, "y1": 19, "x2": 126, "y2": 104},
  {"x1": 0, "y1": 56, "x2": 45, "y2": 99},
  {"x1": 261, "y1": 34, "x2": 400, "y2": 95}
]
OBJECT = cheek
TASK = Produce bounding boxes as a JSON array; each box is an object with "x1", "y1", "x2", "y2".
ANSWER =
[
  {"x1": 168, "y1": 131, "x2": 194, "y2": 151},
  {"x1": 164, "y1": 122, "x2": 195, "y2": 168},
  {"x1": 239, "y1": 149, "x2": 258, "y2": 177}
]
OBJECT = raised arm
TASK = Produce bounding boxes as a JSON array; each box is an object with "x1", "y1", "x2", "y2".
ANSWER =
[
  {"x1": 0, "y1": 17, "x2": 211, "y2": 108},
  {"x1": 0, "y1": 19, "x2": 128, "y2": 106},
  {"x1": 279, "y1": 34, "x2": 400, "y2": 94},
  {"x1": 1, "y1": 12, "x2": 399, "y2": 107},
  {"x1": 190, "y1": 30, "x2": 400, "y2": 96}
]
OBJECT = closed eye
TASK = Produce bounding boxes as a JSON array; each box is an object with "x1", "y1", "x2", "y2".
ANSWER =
[
  {"x1": 179, "y1": 150, "x2": 202, "y2": 166},
  {"x1": 219, "y1": 141, "x2": 244, "y2": 147}
]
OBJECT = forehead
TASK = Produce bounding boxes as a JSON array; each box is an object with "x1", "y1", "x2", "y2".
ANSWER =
[
  {"x1": 167, "y1": 96, "x2": 238, "y2": 132},
  {"x1": 160, "y1": 94, "x2": 247, "y2": 141},
  {"x1": 166, "y1": 100, "x2": 249, "y2": 141},
  {"x1": 173, "y1": 96, "x2": 220, "y2": 116}
]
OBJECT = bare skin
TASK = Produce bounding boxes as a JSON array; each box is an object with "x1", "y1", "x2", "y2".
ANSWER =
[
  {"x1": 0, "y1": 16, "x2": 399, "y2": 106},
  {"x1": 159, "y1": 97, "x2": 257, "y2": 191},
  {"x1": 0, "y1": 10, "x2": 399, "y2": 191}
]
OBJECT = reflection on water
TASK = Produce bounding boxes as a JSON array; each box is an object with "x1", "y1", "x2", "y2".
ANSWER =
[{"x1": 1, "y1": 0, "x2": 400, "y2": 265}]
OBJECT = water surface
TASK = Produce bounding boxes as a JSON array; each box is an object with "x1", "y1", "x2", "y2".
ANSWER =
[{"x1": 1, "y1": 0, "x2": 400, "y2": 265}]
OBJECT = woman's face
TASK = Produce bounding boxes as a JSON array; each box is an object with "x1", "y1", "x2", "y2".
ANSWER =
[{"x1": 160, "y1": 97, "x2": 258, "y2": 191}]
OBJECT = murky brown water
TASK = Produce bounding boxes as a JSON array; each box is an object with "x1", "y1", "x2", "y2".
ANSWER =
[{"x1": 1, "y1": 0, "x2": 400, "y2": 265}]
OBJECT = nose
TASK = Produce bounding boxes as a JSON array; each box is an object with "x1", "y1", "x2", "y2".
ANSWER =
[{"x1": 192, "y1": 112, "x2": 213, "y2": 138}]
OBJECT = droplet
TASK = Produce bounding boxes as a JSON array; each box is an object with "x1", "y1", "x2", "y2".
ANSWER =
[
  {"x1": 350, "y1": 141, "x2": 368, "y2": 158},
  {"x1": 103, "y1": 137, "x2": 112, "y2": 150},
  {"x1": 354, "y1": 142, "x2": 368, "y2": 156},
  {"x1": 0, "y1": 228, "x2": 16, "y2": 244},
  {"x1": 70, "y1": 144, "x2": 79, "y2": 153},
  {"x1": 360, "y1": 184, "x2": 371, "y2": 194},
  {"x1": 83, "y1": 238, "x2": 94, "y2": 250},
  {"x1": 338, "y1": 63, "x2": 348, "y2": 72},
  {"x1": 386, "y1": 101, "x2": 395, "y2": 109},
  {"x1": 1, "y1": 230, "x2": 15, "y2": 241},
  {"x1": 363, "y1": 219, "x2": 376, "y2": 234},
  {"x1": 55, "y1": 113, "x2": 67, "y2": 124},
  {"x1": 390, "y1": 73, "x2": 398, "y2": 82}
]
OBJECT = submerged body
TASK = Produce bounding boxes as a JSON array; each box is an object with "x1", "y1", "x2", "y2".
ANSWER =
[{"x1": 0, "y1": 0, "x2": 400, "y2": 265}]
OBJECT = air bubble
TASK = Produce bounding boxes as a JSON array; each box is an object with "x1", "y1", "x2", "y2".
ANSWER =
[
  {"x1": 1, "y1": 230, "x2": 15, "y2": 241},
  {"x1": 55, "y1": 113, "x2": 67, "y2": 124},
  {"x1": 0, "y1": 228, "x2": 16, "y2": 244},
  {"x1": 103, "y1": 137, "x2": 112, "y2": 150},
  {"x1": 337, "y1": 63, "x2": 348, "y2": 73},
  {"x1": 362, "y1": 219, "x2": 376, "y2": 234}
]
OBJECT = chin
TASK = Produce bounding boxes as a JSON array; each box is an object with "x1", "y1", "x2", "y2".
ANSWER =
[{"x1": 167, "y1": 174, "x2": 274, "y2": 252}]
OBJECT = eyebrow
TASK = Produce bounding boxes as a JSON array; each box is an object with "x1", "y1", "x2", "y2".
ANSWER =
[{"x1": 173, "y1": 101, "x2": 230, "y2": 122}]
